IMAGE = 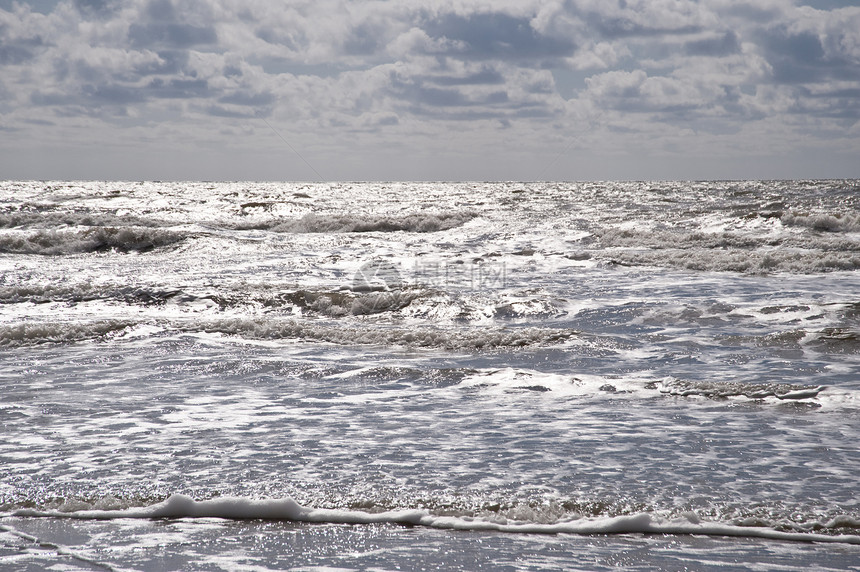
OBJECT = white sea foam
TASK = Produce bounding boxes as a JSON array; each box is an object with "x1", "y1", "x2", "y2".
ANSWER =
[
  {"x1": 10, "y1": 494, "x2": 860, "y2": 545},
  {"x1": 457, "y1": 368, "x2": 653, "y2": 398}
]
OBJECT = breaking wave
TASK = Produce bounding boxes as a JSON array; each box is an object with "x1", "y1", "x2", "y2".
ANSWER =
[
  {"x1": 0, "y1": 227, "x2": 191, "y2": 254},
  {"x1": 0, "y1": 320, "x2": 137, "y2": 347},
  {"x1": 0, "y1": 211, "x2": 163, "y2": 229},
  {"x1": 0, "y1": 283, "x2": 181, "y2": 306},
  {"x1": 0, "y1": 317, "x2": 575, "y2": 349},
  {"x1": 659, "y1": 379, "x2": 825, "y2": 400},
  {"x1": 208, "y1": 288, "x2": 425, "y2": 317},
  {"x1": 238, "y1": 211, "x2": 476, "y2": 233},
  {"x1": 604, "y1": 248, "x2": 860, "y2": 273},
  {"x1": 194, "y1": 318, "x2": 576, "y2": 350},
  {"x1": 781, "y1": 211, "x2": 860, "y2": 233}
]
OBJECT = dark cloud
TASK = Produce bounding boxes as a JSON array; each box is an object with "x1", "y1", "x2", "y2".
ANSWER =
[
  {"x1": 144, "y1": 0, "x2": 175, "y2": 20},
  {"x1": 0, "y1": 34, "x2": 47, "y2": 65},
  {"x1": 422, "y1": 12, "x2": 576, "y2": 60},
  {"x1": 431, "y1": 68, "x2": 505, "y2": 86},
  {"x1": 205, "y1": 104, "x2": 264, "y2": 118},
  {"x1": 83, "y1": 83, "x2": 146, "y2": 104},
  {"x1": 145, "y1": 77, "x2": 209, "y2": 98},
  {"x1": 254, "y1": 27, "x2": 305, "y2": 52},
  {"x1": 712, "y1": 4, "x2": 782, "y2": 24},
  {"x1": 798, "y1": 0, "x2": 860, "y2": 9},
  {"x1": 218, "y1": 91, "x2": 275, "y2": 106},
  {"x1": 127, "y1": 0, "x2": 217, "y2": 49},
  {"x1": 585, "y1": 12, "x2": 701, "y2": 39},
  {"x1": 407, "y1": 85, "x2": 468, "y2": 107},
  {"x1": 129, "y1": 22, "x2": 217, "y2": 49},
  {"x1": 763, "y1": 28, "x2": 860, "y2": 84},
  {"x1": 73, "y1": 0, "x2": 116, "y2": 17},
  {"x1": 343, "y1": 21, "x2": 386, "y2": 56},
  {"x1": 684, "y1": 32, "x2": 740, "y2": 57},
  {"x1": 132, "y1": 50, "x2": 188, "y2": 76},
  {"x1": 0, "y1": 0, "x2": 59, "y2": 14},
  {"x1": 30, "y1": 91, "x2": 77, "y2": 106},
  {"x1": 0, "y1": 43, "x2": 35, "y2": 65}
]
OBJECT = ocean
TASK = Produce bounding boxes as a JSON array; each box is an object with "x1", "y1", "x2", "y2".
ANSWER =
[{"x1": 1, "y1": 180, "x2": 859, "y2": 571}]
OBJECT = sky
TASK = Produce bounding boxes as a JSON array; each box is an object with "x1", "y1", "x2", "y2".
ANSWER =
[{"x1": 1, "y1": 0, "x2": 859, "y2": 181}]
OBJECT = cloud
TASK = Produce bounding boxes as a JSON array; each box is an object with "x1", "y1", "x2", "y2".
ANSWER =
[
  {"x1": 0, "y1": 0, "x2": 859, "y2": 180},
  {"x1": 419, "y1": 11, "x2": 577, "y2": 60},
  {"x1": 127, "y1": 0, "x2": 217, "y2": 49},
  {"x1": 684, "y1": 31, "x2": 740, "y2": 56}
]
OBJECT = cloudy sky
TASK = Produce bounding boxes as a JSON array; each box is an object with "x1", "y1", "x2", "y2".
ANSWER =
[{"x1": 1, "y1": 0, "x2": 859, "y2": 181}]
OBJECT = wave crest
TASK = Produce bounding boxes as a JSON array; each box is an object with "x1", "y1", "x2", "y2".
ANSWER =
[
  {"x1": 0, "y1": 227, "x2": 190, "y2": 255},
  {"x1": 195, "y1": 318, "x2": 575, "y2": 350},
  {"x1": 0, "y1": 320, "x2": 136, "y2": 347},
  {"x1": 782, "y1": 211, "x2": 860, "y2": 233},
  {"x1": 659, "y1": 379, "x2": 824, "y2": 400},
  {"x1": 239, "y1": 211, "x2": 476, "y2": 233}
]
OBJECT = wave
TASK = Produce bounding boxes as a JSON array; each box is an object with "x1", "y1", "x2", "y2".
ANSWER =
[
  {"x1": 10, "y1": 494, "x2": 860, "y2": 544},
  {"x1": 810, "y1": 327, "x2": 860, "y2": 354},
  {"x1": 0, "y1": 283, "x2": 181, "y2": 306},
  {"x1": 0, "y1": 316, "x2": 575, "y2": 349},
  {"x1": 237, "y1": 211, "x2": 476, "y2": 233},
  {"x1": 249, "y1": 288, "x2": 423, "y2": 317},
  {"x1": 0, "y1": 320, "x2": 137, "y2": 347},
  {"x1": 0, "y1": 211, "x2": 163, "y2": 230},
  {"x1": 604, "y1": 248, "x2": 860, "y2": 273},
  {"x1": 782, "y1": 211, "x2": 860, "y2": 233},
  {"x1": 591, "y1": 224, "x2": 860, "y2": 272},
  {"x1": 659, "y1": 379, "x2": 825, "y2": 400},
  {"x1": 193, "y1": 318, "x2": 576, "y2": 350},
  {"x1": 0, "y1": 227, "x2": 190, "y2": 255},
  {"x1": 718, "y1": 328, "x2": 860, "y2": 354},
  {"x1": 596, "y1": 227, "x2": 860, "y2": 251}
]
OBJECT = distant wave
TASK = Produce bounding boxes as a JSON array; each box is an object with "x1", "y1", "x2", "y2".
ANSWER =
[
  {"x1": 604, "y1": 248, "x2": 860, "y2": 273},
  {"x1": 0, "y1": 227, "x2": 190, "y2": 254},
  {"x1": 597, "y1": 227, "x2": 860, "y2": 251},
  {"x1": 11, "y1": 494, "x2": 860, "y2": 545},
  {"x1": 591, "y1": 224, "x2": 860, "y2": 273},
  {"x1": 0, "y1": 211, "x2": 163, "y2": 229},
  {"x1": 236, "y1": 211, "x2": 476, "y2": 233}
]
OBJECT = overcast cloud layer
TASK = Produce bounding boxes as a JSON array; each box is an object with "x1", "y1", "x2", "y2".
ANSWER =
[{"x1": 1, "y1": 0, "x2": 859, "y2": 180}]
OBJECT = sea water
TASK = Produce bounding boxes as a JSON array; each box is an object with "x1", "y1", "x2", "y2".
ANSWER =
[{"x1": 1, "y1": 180, "x2": 859, "y2": 571}]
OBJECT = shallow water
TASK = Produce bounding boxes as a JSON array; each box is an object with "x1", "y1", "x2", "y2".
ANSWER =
[{"x1": 1, "y1": 180, "x2": 859, "y2": 570}]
